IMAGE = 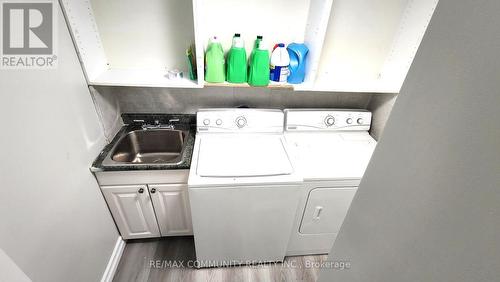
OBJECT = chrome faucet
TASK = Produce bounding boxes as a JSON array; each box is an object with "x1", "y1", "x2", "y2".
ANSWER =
[{"x1": 142, "y1": 119, "x2": 175, "y2": 130}]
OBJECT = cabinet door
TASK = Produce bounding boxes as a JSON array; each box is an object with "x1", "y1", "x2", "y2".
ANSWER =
[
  {"x1": 101, "y1": 185, "x2": 160, "y2": 239},
  {"x1": 149, "y1": 184, "x2": 192, "y2": 236},
  {"x1": 300, "y1": 188, "x2": 356, "y2": 234}
]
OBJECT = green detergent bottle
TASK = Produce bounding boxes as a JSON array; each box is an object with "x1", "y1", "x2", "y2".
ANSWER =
[
  {"x1": 248, "y1": 36, "x2": 269, "y2": 86},
  {"x1": 205, "y1": 36, "x2": 225, "y2": 83},
  {"x1": 226, "y1": 34, "x2": 247, "y2": 83}
]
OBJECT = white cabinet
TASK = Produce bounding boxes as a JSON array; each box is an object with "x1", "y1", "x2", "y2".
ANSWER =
[
  {"x1": 100, "y1": 182, "x2": 193, "y2": 239},
  {"x1": 101, "y1": 185, "x2": 160, "y2": 239},
  {"x1": 149, "y1": 184, "x2": 193, "y2": 236},
  {"x1": 300, "y1": 188, "x2": 356, "y2": 234}
]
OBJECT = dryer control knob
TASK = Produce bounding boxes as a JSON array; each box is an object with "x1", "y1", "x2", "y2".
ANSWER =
[
  {"x1": 324, "y1": 115, "x2": 335, "y2": 127},
  {"x1": 346, "y1": 118, "x2": 353, "y2": 124},
  {"x1": 216, "y1": 119, "x2": 222, "y2": 125},
  {"x1": 236, "y1": 116, "x2": 247, "y2": 128},
  {"x1": 357, "y1": 118, "x2": 364, "y2": 125},
  {"x1": 203, "y1": 119, "x2": 210, "y2": 125}
]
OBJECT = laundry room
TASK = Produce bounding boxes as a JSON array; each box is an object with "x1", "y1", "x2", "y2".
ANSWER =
[{"x1": 1, "y1": 1, "x2": 499, "y2": 282}]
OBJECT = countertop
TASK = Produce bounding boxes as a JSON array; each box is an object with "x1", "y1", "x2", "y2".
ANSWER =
[{"x1": 91, "y1": 114, "x2": 196, "y2": 172}]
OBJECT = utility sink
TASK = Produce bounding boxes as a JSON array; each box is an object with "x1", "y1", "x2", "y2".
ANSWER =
[{"x1": 104, "y1": 129, "x2": 188, "y2": 166}]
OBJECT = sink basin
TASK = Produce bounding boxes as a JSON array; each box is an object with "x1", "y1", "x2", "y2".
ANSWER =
[{"x1": 108, "y1": 129, "x2": 188, "y2": 165}]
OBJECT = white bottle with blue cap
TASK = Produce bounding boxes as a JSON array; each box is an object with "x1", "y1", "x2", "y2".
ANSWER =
[{"x1": 270, "y1": 43, "x2": 290, "y2": 83}]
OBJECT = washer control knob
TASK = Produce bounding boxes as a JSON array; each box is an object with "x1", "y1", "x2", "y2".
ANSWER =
[
  {"x1": 203, "y1": 119, "x2": 210, "y2": 126},
  {"x1": 346, "y1": 118, "x2": 353, "y2": 124},
  {"x1": 324, "y1": 115, "x2": 335, "y2": 127},
  {"x1": 236, "y1": 116, "x2": 247, "y2": 128},
  {"x1": 216, "y1": 119, "x2": 222, "y2": 126},
  {"x1": 357, "y1": 118, "x2": 364, "y2": 125}
]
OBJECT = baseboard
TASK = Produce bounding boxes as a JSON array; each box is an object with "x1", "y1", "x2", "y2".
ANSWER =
[{"x1": 101, "y1": 236, "x2": 126, "y2": 282}]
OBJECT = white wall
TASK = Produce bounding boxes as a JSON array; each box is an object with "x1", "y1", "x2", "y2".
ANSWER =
[
  {"x1": 91, "y1": 86, "x2": 376, "y2": 113},
  {"x1": 90, "y1": 86, "x2": 396, "y2": 141},
  {"x1": 0, "y1": 4, "x2": 118, "y2": 282},
  {"x1": 367, "y1": 93, "x2": 398, "y2": 140},
  {"x1": 0, "y1": 249, "x2": 31, "y2": 282},
  {"x1": 319, "y1": 0, "x2": 500, "y2": 281},
  {"x1": 90, "y1": 0, "x2": 195, "y2": 71}
]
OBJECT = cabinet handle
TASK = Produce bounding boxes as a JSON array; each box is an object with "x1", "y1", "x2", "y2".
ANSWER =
[
  {"x1": 138, "y1": 188, "x2": 144, "y2": 194},
  {"x1": 150, "y1": 188, "x2": 156, "y2": 194},
  {"x1": 314, "y1": 206, "x2": 323, "y2": 220}
]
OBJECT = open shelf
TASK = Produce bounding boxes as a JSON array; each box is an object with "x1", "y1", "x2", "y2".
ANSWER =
[
  {"x1": 295, "y1": 80, "x2": 399, "y2": 94},
  {"x1": 194, "y1": 0, "x2": 333, "y2": 90},
  {"x1": 61, "y1": 0, "x2": 204, "y2": 88},
  {"x1": 195, "y1": 0, "x2": 310, "y2": 54},
  {"x1": 92, "y1": 69, "x2": 200, "y2": 88},
  {"x1": 61, "y1": 0, "x2": 438, "y2": 93},
  {"x1": 204, "y1": 81, "x2": 294, "y2": 90},
  {"x1": 313, "y1": 0, "x2": 439, "y2": 93}
]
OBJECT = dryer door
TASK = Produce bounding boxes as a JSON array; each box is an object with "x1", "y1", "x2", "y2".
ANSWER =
[{"x1": 300, "y1": 187, "x2": 357, "y2": 234}]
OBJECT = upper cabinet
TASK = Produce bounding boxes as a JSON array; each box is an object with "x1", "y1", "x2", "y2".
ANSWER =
[{"x1": 60, "y1": 0, "x2": 438, "y2": 93}]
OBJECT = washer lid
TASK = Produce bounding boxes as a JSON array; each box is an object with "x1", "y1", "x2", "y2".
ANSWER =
[{"x1": 196, "y1": 135, "x2": 294, "y2": 177}]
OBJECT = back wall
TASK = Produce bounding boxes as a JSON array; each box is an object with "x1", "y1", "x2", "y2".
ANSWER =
[{"x1": 90, "y1": 86, "x2": 397, "y2": 142}]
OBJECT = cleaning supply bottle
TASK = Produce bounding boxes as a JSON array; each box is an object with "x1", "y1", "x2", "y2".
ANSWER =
[
  {"x1": 270, "y1": 43, "x2": 290, "y2": 83},
  {"x1": 226, "y1": 34, "x2": 247, "y2": 83},
  {"x1": 186, "y1": 44, "x2": 197, "y2": 80},
  {"x1": 287, "y1": 43, "x2": 309, "y2": 84},
  {"x1": 248, "y1": 36, "x2": 269, "y2": 86},
  {"x1": 248, "y1": 35, "x2": 262, "y2": 65},
  {"x1": 253, "y1": 35, "x2": 263, "y2": 50},
  {"x1": 205, "y1": 36, "x2": 225, "y2": 83}
]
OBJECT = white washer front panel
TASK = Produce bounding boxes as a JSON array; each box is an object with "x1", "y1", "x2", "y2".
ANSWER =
[
  {"x1": 196, "y1": 134, "x2": 294, "y2": 177},
  {"x1": 189, "y1": 184, "x2": 300, "y2": 267}
]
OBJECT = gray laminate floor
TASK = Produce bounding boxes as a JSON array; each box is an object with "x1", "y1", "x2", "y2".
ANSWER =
[{"x1": 113, "y1": 236, "x2": 327, "y2": 282}]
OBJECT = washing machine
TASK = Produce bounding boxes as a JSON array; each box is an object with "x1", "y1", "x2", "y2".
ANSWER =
[
  {"x1": 284, "y1": 109, "x2": 377, "y2": 255},
  {"x1": 188, "y1": 109, "x2": 302, "y2": 267}
]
